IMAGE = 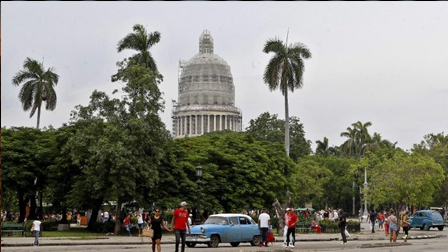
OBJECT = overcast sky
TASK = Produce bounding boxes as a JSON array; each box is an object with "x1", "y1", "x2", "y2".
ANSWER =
[{"x1": 2, "y1": 2, "x2": 448, "y2": 152}]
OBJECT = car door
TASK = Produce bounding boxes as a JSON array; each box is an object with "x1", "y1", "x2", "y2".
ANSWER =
[
  {"x1": 239, "y1": 217, "x2": 257, "y2": 241},
  {"x1": 413, "y1": 212, "x2": 423, "y2": 227},
  {"x1": 225, "y1": 216, "x2": 242, "y2": 242}
]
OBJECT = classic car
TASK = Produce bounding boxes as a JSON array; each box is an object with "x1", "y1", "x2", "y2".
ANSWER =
[
  {"x1": 186, "y1": 214, "x2": 261, "y2": 247},
  {"x1": 409, "y1": 210, "x2": 445, "y2": 231}
]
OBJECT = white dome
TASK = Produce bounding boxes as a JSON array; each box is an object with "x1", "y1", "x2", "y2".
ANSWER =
[{"x1": 178, "y1": 30, "x2": 235, "y2": 106}]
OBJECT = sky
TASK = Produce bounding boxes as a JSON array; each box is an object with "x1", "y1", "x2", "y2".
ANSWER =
[{"x1": 2, "y1": 2, "x2": 448, "y2": 152}]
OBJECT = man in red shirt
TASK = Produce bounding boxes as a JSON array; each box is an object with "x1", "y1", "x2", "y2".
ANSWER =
[
  {"x1": 286, "y1": 208, "x2": 299, "y2": 248},
  {"x1": 171, "y1": 201, "x2": 191, "y2": 252}
]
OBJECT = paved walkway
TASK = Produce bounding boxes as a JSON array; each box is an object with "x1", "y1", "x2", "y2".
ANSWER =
[{"x1": 1, "y1": 221, "x2": 445, "y2": 247}]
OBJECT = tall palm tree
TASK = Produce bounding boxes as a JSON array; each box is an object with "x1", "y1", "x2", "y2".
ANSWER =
[
  {"x1": 12, "y1": 57, "x2": 59, "y2": 129},
  {"x1": 117, "y1": 24, "x2": 161, "y2": 71},
  {"x1": 263, "y1": 37, "x2": 311, "y2": 156},
  {"x1": 340, "y1": 126, "x2": 358, "y2": 157},
  {"x1": 315, "y1": 137, "x2": 329, "y2": 156},
  {"x1": 352, "y1": 121, "x2": 372, "y2": 157}
]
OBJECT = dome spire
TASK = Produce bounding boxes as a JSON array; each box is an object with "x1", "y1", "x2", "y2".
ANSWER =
[{"x1": 199, "y1": 30, "x2": 214, "y2": 54}]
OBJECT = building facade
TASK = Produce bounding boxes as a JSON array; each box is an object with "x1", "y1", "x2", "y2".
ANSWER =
[{"x1": 172, "y1": 30, "x2": 242, "y2": 138}]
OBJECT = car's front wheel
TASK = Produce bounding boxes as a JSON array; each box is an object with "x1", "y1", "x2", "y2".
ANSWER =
[
  {"x1": 438, "y1": 226, "x2": 444, "y2": 231},
  {"x1": 208, "y1": 235, "x2": 220, "y2": 248},
  {"x1": 250, "y1": 235, "x2": 260, "y2": 246},
  {"x1": 186, "y1": 242, "x2": 196, "y2": 247},
  {"x1": 230, "y1": 242, "x2": 240, "y2": 247},
  {"x1": 423, "y1": 224, "x2": 430, "y2": 231}
]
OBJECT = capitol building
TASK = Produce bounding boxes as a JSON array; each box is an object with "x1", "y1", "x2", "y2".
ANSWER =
[{"x1": 172, "y1": 30, "x2": 242, "y2": 138}]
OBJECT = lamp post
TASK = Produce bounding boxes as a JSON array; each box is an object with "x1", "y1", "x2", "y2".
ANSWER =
[
  {"x1": 362, "y1": 167, "x2": 369, "y2": 219},
  {"x1": 195, "y1": 165, "x2": 203, "y2": 225}
]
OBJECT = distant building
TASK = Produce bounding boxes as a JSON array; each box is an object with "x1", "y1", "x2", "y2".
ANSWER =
[{"x1": 172, "y1": 30, "x2": 242, "y2": 138}]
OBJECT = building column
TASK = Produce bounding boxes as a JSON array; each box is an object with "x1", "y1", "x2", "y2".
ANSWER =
[
  {"x1": 213, "y1": 115, "x2": 216, "y2": 132},
  {"x1": 184, "y1": 116, "x2": 187, "y2": 136},
  {"x1": 219, "y1": 115, "x2": 222, "y2": 131},
  {"x1": 194, "y1": 115, "x2": 198, "y2": 135},
  {"x1": 176, "y1": 117, "x2": 179, "y2": 137},
  {"x1": 188, "y1": 115, "x2": 193, "y2": 135},
  {"x1": 208, "y1": 115, "x2": 211, "y2": 133},
  {"x1": 179, "y1": 116, "x2": 183, "y2": 136},
  {"x1": 234, "y1": 116, "x2": 237, "y2": 131},
  {"x1": 224, "y1": 115, "x2": 227, "y2": 130}
]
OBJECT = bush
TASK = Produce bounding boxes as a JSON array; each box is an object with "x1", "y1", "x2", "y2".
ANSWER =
[
  {"x1": 271, "y1": 217, "x2": 279, "y2": 229},
  {"x1": 24, "y1": 220, "x2": 59, "y2": 232},
  {"x1": 91, "y1": 221, "x2": 115, "y2": 233},
  {"x1": 251, "y1": 215, "x2": 258, "y2": 224},
  {"x1": 164, "y1": 211, "x2": 173, "y2": 224}
]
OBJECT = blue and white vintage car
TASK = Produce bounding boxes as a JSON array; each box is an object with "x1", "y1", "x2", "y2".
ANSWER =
[{"x1": 186, "y1": 214, "x2": 261, "y2": 248}]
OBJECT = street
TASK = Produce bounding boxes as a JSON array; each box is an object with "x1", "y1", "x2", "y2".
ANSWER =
[{"x1": 3, "y1": 236, "x2": 448, "y2": 252}]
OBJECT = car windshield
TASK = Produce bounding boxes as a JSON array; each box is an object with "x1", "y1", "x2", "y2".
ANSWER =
[{"x1": 204, "y1": 216, "x2": 228, "y2": 225}]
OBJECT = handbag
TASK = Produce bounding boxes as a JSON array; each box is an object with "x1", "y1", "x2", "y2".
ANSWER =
[
  {"x1": 30, "y1": 225, "x2": 34, "y2": 232},
  {"x1": 142, "y1": 228, "x2": 154, "y2": 238}
]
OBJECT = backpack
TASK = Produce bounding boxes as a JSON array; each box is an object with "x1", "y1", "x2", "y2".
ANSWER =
[{"x1": 266, "y1": 231, "x2": 275, "y2": 243}]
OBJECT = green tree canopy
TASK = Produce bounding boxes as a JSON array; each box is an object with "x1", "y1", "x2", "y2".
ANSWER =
[
  {"x1": 67, "y1": 62, "x2": 168, "y2": 234},
  {"x1": 1, "y1": 127, "x2": 57, "y2": 222},
  {"x1": 245, "y1": 112, "x2": 311, "y2": 161},
  {"x1": 157, "y1": 131, "x2": 297, "y2": 213},
  {"x1": 367, "y1": 151, "x2": 445, "y2": 207}
]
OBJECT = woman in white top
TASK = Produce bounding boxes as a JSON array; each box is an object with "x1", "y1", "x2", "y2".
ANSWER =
[
  {"x1": 32, "y1": 217, "x2": 42, "y2": 246},
  {"x1": 388, "y1": 209, "x2": 398, "y2": 243}
]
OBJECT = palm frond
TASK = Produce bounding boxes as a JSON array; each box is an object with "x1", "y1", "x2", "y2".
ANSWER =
[
  {"x1": 263, "y1": 38, "x2": 285, "y2": 54},
  {"x1": 147, "y1": 31, "x2": 161, "y2": 48}
]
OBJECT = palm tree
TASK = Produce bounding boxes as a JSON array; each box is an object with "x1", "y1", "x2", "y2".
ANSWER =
[
  {"x1": 340, "y1": 126, "x2": 358, "y2": 157},
  {"x1": 263, "y1": 37, "x2": 311, "y2": 156},
  {"x1": 352, "y1": 121, "x2": 372, "y2": 157},
  {"x1": 12, "y1": 57, "x2": 59, "y2": 129},
  {"x1": 117, "y1": 24, "x2": 161, "y2": 71},
  {"x1": 315, "y1": 137, "x2": 329, "y2": 156}
]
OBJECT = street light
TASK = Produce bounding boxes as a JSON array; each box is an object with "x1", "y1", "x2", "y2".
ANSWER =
[
  {"x1": 195, "y1": 165, "x2": 203, "y2": 225},
  {"x1": 362, "y1": 167, "x2": 369, "y2": 219}
]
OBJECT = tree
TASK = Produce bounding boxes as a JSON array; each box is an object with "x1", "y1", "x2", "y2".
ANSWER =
[
  {"x1": 367, "y1": 151, "x2": 445, "y2": 207},
  {"x1": 1, "y1": 127, "x2": 57, "y2": 222},
  {"x1": 12, "y1": 58, "x2": 59, "y2": 129},
  {"x1": 412, "y1": 133, "x2": 448, "y2": 206},
  {"x1": 340, "y1": 121, "x2": 373, "y2": 158},
  {"x1": 246, "y1": 112, "x2": 311, "y2": 161},
  {"x1": 68, "y1": 61, "x2": 168, "y2": 234},
  {"x1": 158, "y1": 131, "x2": 296, "y2": 213},
  {"x1": 116, "y1": 24, "x2": 161, "y2": 72},
  {"x1": 263, "y1": 37, "x2": 311, "y2": 157}
]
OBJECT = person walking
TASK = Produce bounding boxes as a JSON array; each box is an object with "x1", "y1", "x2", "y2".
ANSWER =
[
  {"x1": 401, "y1": 211, "x2": 411, "y2": 242},
  {"x1": 171, "y1": 201, "x2": 191, "y2": 252},
  {"x1": 388, "y1": 209, "x2": 398, "y2": 242},
  {"x1": 338, "y1": 209, "x2": 347, "y2": 245},
  {"x1": 137, "y1": 212, "x2": 144, "y2": 237},
  {"x1": 148, "y1": 208, "x2": 172, "y2": 252},
  {"x1": 369, "y1": 210, "x2": 377, "y2": 233},
  {"x1": 285, "y1": 208, "x2": 299, "y2": 248},
  {"x1": 378, "y1": 211, "x2": 384, "y2": 230},
  {"x1": 258, "y1": 208, "x2": 271, "y2": 247},
  {"x1": 283, "y1": 208, "x2": 293, "y2": 247},
  {"x1": 123, "y1": 213, "x2": 132, "y2": 236},
  {"x1": 32, "y1": 216, "x2": 42, "y2": 247}
]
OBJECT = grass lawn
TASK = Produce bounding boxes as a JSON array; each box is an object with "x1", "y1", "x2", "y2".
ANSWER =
[{"x1": 33, "y1": 226, "x2": 106, "y2": 238}]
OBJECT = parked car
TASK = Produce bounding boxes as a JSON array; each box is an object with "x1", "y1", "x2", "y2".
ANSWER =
[
  {"x1": 409, "y1": 210, "x2": 445, "y2": 231},
  {"x1": 186, "y1": 214, "x2": 260, "y2": 248}
]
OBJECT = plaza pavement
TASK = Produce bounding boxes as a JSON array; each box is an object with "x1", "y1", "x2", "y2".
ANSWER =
[{"x1": 1, "y1": 220, "x2": 446, "y2": 247}]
